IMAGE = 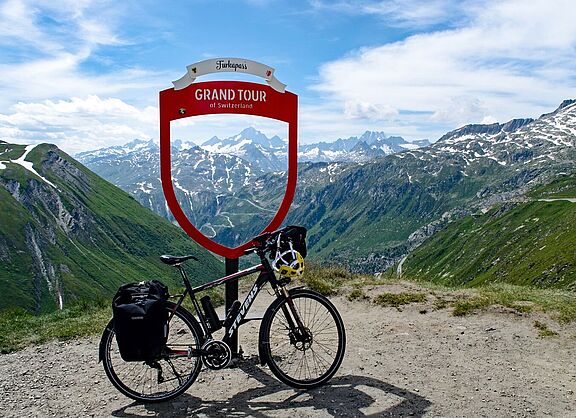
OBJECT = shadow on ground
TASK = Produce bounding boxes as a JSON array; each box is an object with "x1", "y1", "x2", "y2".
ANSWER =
[{"x1": 111, "y1": 357, "x2": 431, "y2": 417}]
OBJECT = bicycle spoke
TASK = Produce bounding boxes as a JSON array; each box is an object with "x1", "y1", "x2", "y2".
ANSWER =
[
  {"x1": 264, "y1": 291, "x2": 345, "y2": 388},
  {"x1": 102, "y1": 304, "x2": 202, "y2": 402}
]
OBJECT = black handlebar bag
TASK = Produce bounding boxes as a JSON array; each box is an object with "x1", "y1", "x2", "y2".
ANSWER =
[
  {"x1": 112, "y1": 280, "x2": 169, "y2": 362},
  {"x1": 279, "y1": 226, "x2": 307, "y2": 258}
]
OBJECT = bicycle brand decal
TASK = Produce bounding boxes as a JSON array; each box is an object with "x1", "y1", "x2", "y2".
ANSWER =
[
  {"x1": 227, "y1": 282, "x2": 259, "y2": 339},
  {"x1": 159, "y1": 59, "x2": 298, "y2": 258}
]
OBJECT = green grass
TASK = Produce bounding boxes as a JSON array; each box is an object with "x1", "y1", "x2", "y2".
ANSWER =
[
  {"x1": 528, "y1": 173, "x2": 576, "y2": 199},
  {"x1": 3, "y1": 264, "x2": 575, "y2": 354},
  {"x1": 0, "y1": 144, "x2": 26, "y2": 161},
  {"x1": 431, "y1": 283, "x2": 576, "y2": 322},
  {"x1": 0, "y1": 300, "x2": 111, "y2": 354},
  {"x1": 347, "y1": 288, "x2": 367, "y2": 301},
  {"x1": 451, "y1": 296, "x2": 493, "y2": 316},
  {"x1": 299, "y1": 263, "x2": 358, "y2": 296},
  {"x1": 307, "y1": 260, "x2": 576, "y2": 323},
  {"x1": 533, "y1": 320, "x2": 559, "y2": 337},
  {"x1": 301, "y1": 262, "x2": 576, "y2": 323},
  {"x1": 374, "y1": 292, "x2": 427, "y2": 309},
  {"x1": 401, "y1": 200, "x2": 576, "y2": 290},
  {"x1": 0, "y1": 282, "x2": 226, "y2": 354}
]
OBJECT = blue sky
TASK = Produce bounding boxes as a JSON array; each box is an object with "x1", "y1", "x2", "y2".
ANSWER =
[{"x1": 0, "y1": 0, "x2": 575, "y2": 154}]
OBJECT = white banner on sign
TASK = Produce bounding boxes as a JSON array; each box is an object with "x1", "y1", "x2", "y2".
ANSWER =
[{"x1": 173, "y1": 58, "x2": 287, "y2": 92}]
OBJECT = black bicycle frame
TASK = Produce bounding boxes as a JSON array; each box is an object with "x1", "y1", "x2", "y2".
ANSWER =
[{"x1": 172, "y1": 257, "x2": 281, "y2": 345}]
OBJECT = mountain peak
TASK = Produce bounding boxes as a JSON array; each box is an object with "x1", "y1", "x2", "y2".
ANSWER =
[
  {"x1": 240, "y1": 127, "x2": 260, "y2": 136},
  {"x1": 237, "y1": 127, "x2": 276, "y2": 147},
  {"x1": 437, "y1": 118, "x2": 534, "y2": 143},
  {"x1": 359, "y1": 131, "x2": 386, "y2": 143},
  {"x1": 537, "y1": 99, "x2": 576, "y2": 120},
  {"x1": 202, "y1": 135, "x2": 221, "y2": 147},
  {"x1": 501, "y1": 118, "x2": 534, "y2": 132},
  {"x1": 556, "y1": 99, "x2": 576, "y2": 112}
]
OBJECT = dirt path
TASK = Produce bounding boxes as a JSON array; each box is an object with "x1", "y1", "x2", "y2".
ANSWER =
[{"x1": 1, "y1": 283, "x2": 575, "y2": 417}]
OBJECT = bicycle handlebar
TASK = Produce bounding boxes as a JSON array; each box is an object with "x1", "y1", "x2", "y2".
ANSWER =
[{"x1": 161, "y1": 226, "x2": 303, "y2": 263}]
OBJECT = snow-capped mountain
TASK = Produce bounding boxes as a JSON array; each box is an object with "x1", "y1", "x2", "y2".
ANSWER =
[
  {"x1": 276, "y1": 99, "x2": 576, "y2": 272},
  {"x1": 299, "y1": 131, "x2": 430, "y2": 163},
  {"x1": 417, "y1": 100, "x2": 576, "y2": 176},
  {"x1": 201, "y1": 127, "x2": 430, "y2": 166},
  {"x1": 202, "y1": 127, "x2": 287, "y2": 171},
  {"x1": 76, "y1": 138, "x2": 263, "y2": 230},
  {"x1": 76, "y1": 100, "x2": 575, "y2": 255},
  {"x1": 76, "y1": 127, "x2": 427, "y2": 244},
  {"x1": 76, "y1": 128, "x2": 429, "y2": 210},
  {"x1": 77, "y1": 139, "x2": 262, "y2": 194}
]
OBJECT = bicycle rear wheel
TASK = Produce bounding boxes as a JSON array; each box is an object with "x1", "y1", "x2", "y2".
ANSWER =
[
  {"x1": 259, "y1": 288, "x2": 346, "y2": 389},
  {"x1": 100, "y1": 302, "x2": 203, "y2": 403}
]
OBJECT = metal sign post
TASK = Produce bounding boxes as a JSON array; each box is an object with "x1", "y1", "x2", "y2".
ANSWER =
[
  {"x1": 224, "y1": 257, "x2": 239, "y2": 354},
  {"x1": 159, "y1": 58, "x2": 298, "y2": 356}
]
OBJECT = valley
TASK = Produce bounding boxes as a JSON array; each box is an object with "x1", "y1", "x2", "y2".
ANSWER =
[
  {"x1": 78, "y1": 100, "x2": 575, "y2": 286},
  {"x1": 0, "y1": 143, "x2": 222, "y2": 313},
  {"x1": 1, "y1": 100, "x2": 575, "y2": 313}
]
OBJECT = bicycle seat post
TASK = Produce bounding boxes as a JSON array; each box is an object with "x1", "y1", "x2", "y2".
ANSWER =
[{"x1": 176, "y1": 263, "x2": 194, "y2": 296}]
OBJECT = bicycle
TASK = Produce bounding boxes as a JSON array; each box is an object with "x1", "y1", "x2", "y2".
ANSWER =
[{"x1": 99, "y1": 226, "x2": 346, "y2": 403}]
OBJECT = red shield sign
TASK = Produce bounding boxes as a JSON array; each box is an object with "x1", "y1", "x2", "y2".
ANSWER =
[{"x1": 159, "y1": 80, "x2": 298, "y2": 258}]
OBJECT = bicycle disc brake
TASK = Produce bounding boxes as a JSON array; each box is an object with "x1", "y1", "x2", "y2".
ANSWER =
[
  {"x1": 290, "y1": 327, "x2": 313, "y2": 351},
  {"x1": 201, "y1": 340, "x2": 232, "y2": 370}
]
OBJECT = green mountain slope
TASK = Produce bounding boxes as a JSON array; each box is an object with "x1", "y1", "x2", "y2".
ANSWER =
[
  {"x1": 278, "y1": 101, "x2": 576, "y2": 272},
  {"x1": 400, "y1": 175, "x2": 576, "y2": 290},
  {"x1": 0, "y1": 143, "x2": 222, "y2": 313}
]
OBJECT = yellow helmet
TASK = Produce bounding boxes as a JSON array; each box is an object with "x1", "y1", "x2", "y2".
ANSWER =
[{"x1": 273, "y1": 247, "x2": 305, "y2": 278}]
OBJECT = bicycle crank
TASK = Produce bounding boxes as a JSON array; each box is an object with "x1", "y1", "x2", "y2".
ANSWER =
[{"x1": 201, "y1": 340, "x2": 232, "y2": 370}]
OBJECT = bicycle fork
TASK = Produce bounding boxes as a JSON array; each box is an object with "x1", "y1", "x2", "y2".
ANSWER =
[{"x1": 278, "y1": 287, "x2": 311, "y2": 347}]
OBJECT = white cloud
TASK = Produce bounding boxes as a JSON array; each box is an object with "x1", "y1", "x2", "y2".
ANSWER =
[
  {"x1": 298, "y1": 101, "x2": 437, "y2": 143},
  {"x1": 0, "y1": 0, "x2": 166, "y2": 109},
  {"x1": 431, "y1": 96, "x2": 491, "y2": 125},
  {"x1": 0, "y1": 0, "x2": 172, "y2": 155},
  {"x1": 0, "y1": 96, "x2": 158, "y2": 154},
  {"x1": 0, "y1": 0, "x2": 123, "y2": 52},
  {"x1": 344, "y1": 100, "x2": 399, "y2": 120},
  {"x1": 310, "y1": 0, "x2": 463, "y2": 28},
  {"x1": 311, "y1": 0, "x2": 576, "y2": 140}
]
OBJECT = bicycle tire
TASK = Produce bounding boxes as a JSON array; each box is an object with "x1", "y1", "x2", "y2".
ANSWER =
[
  {"x1": 259, "y1": 288, "x2": 346, "y2": 389},
  {"x1": 100, "y1": 302, "x2": 203, "y2": 403}
]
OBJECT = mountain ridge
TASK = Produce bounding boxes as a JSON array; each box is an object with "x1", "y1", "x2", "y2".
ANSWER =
[
  {"x1": 76, "y1": 100, "x2": 575, "y2": 284},
  {"x1": 281, "y1": 99, "x2": 576, "y2": 273},
  {"x1": 76, "y1": 128, "x2": 429, "y2": 246},
  {"x1": 0, "y1": 142, "x2": 222, "y2": 313}
]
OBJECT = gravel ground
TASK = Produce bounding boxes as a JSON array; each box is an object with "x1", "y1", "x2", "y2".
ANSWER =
[{"x1": 1, "y1": 282, "x2": 575, "y2": 417}]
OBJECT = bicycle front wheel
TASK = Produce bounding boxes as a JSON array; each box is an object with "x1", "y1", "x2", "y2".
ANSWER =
[
  {"x1": 259, "y1": 288, "x2": 346, "y2": 389},
  {"x1": 100, "y1": 302, "x2": 203, "y2": 403}
]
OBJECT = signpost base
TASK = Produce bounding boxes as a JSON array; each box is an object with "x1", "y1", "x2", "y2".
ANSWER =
[{"x1": 225, "y1": 257, "x2": 239, "y2": 356}]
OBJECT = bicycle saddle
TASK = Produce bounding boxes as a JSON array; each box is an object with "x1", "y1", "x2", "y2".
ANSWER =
[{"x1": 160, "y1": 254, "x2": 199, "y2": 265}]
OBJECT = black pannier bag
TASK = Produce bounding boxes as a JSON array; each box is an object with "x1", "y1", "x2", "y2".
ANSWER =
[
  {"x1": 279, "y1": 226, "x2": 307, "y2": 258},
  {"x1": 112, "y1": 280, "x2": 169, "y2": 362}
]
